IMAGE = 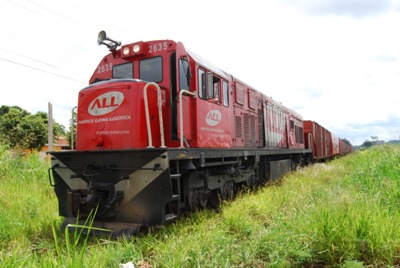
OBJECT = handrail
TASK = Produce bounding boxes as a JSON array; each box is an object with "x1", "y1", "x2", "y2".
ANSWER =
[
  {"x1": 71, "y1": 106, "x2": 77, "y2": 150},
  {"x1": 178, "y1": 89, "x2": 196, "y2": 148},
  {"x1": 143, "y1": 82, "x2": 166, "y2": 148}
]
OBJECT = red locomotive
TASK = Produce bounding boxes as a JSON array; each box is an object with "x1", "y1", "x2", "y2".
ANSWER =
[{"x1": 48, "y1": 31, "x2": 352, "y2": 235}]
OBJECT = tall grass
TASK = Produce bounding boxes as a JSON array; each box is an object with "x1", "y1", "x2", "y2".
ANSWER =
[
  {"x1": 1, "y1": 144, "x2": 400, "y2": 267},
  {"x1": 0, "y1": 146, "x2": 56, "y2": 242},
  {"x1": 0, "y1": 145, "x2": 59, "y2": 267}
]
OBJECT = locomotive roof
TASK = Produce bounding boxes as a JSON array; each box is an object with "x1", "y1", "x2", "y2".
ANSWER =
[
  {"x1": 186, "y1": 49, "x2": 230, "y2": 80},
  {"x1": 186, "y1": 46, "x2": 303, "y2": 120}
]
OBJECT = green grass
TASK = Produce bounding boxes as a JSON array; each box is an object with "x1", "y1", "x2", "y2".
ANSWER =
[{"x1": 1, "y1": 144, "x2": 400, "y2": 267}]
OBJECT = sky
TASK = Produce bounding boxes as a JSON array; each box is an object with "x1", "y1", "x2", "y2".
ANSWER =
[{"x1": 1, "y1": 0, "x2": 400, "y2": 146}]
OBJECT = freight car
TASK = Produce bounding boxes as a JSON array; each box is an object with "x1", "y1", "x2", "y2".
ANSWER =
[
  {"x1": 339, "y1": 138, "x2": 353, "y2": 156},
  {"x1": 48, "y1": 31, "x2": 350, "y2": 235},
  {"x1": 304, "y1": 120, "x2": 352, "y2": 160}
]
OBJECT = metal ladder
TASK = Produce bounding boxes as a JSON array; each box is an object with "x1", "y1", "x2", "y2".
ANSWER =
[{"x1": 165, "y1": 173, "x2": 182, "y2": 222}]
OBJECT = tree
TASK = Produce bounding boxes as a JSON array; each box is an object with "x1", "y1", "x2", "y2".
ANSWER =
[
  {"x1": 0, "y1": 105, "x2": 65, "y2": 150},
  {"x1": 66, "y1": 107, "x2": 77, "y2": 148},
  {"x1": 361, "y1": 140, "x2": 374, "y2": 148},
  {"x1": 19, "y1": 113, "x2": 47, "y2": 150},
  {"x1": 0, "y1": 105, "x2": 28, "y2": 117},
  {"x1": 35, "y1": 110, "x2": 66, "y2": 137}
]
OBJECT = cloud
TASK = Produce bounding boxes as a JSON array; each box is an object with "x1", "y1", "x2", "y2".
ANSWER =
[
  {"x1": 336, "y1": 115, "x2": 400, "y2": 145},
  {"x1": 353, "y1": 115, "x2": 400, "y2": 129},
  {"x1": 369, "y1": 54, "x2": 399, "y2": 62},
  {"x1": 283, "y1": 0, "x2": 394, "y2": 18}
]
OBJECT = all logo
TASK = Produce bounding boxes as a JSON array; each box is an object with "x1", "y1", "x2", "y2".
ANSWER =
[
  {"x1": 88, "y1": 91, "x2": 124, "y2": 116},
  {"x1": 206, "y1": 110, "x2": 222, "y2": 126}
]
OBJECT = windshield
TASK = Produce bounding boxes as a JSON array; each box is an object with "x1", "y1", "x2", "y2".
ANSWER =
[{"x1": 140, "y1": 57, "x2": 162, "y2": 82}]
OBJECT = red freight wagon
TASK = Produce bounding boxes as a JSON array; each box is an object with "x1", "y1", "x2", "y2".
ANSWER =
[
  {"x1": 339, "y1": 139, "x2": 353, "y2": 155},
  {"x1": 304, "y1": 120, "x2": 332, "y2": 160}
]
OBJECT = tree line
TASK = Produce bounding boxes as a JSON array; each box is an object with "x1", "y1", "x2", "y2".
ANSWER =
[{"x1": 0, "y1": 105, "x2": 66, "y2": 150}]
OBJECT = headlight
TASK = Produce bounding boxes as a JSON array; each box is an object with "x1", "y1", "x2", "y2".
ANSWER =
[
  {"x1": 123, "y1": 46, "x2": 130, "y2": 56},
  {"x1": 133, "y1": 44, "x2": 141, "y2": 53}
]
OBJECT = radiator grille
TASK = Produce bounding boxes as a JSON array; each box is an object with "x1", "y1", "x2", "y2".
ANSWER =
[
  {"x1": 244, "y1": 113, "x2": 257, "y2": 147},
  {"x1": 235, "y1": 116, "x2": 242, "y2": 138},
  {"x1": 250, "y1": 114, "x2": 256, "y2": 145},
  {"x1": 244, "y1": 113, "x2": 250, "y2": 146},
  {"x1": 258, "y1": 108, "x2": 264, "y2": 147}
]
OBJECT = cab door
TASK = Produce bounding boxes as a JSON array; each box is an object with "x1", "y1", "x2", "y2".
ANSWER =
[{"x1": 174, "y1": 42, "x2": 194, "y2": 143}]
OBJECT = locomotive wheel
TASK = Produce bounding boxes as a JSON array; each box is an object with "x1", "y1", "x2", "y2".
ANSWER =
[
  {"x1": 208, "y1": 183, "x2": 235, "y2": 209},
  {"x1": 222, "y1": 181, "x2": 235, "y2": 201},
  {"x1": 190, "y1": 189, "x2": 208, "y2": 210},
  {"x1": 208, "y1": 189, "x2": 222, "y2": 209},
  {"x1": 246, "y1": 174, "x2": 257, "y2": 189}
]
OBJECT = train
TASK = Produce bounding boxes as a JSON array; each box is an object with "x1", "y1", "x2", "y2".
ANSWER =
[{"x1": 48, "y1": 31, "x2": 352, "y2": 235}]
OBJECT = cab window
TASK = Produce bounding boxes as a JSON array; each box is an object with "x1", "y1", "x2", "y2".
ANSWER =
[
  {"x1": 198, "y1": 68, "x2": 206, "y2": 98},
  {"x1": 223, "y1": 80, "x2": 229, "y2": 107},
  {"x1": 198, "y1": 68, "x2": 228, "y2": 105},
  {"x1": 140, "y1": 56, "x2": 162, "y2": 82},
  {"x1": 179, "y1": 58, "x2": 190, "y2": 91},
  {"x1": 206, "y1": 73, "x2": 221, "y2": 102},
  {"x1": 113, "y1": 63, "x2": 133, "y2": 79}
]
